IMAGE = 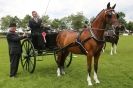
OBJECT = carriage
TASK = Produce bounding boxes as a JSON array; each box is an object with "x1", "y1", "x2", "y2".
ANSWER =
[{"x1": 20, "y1": 28, "x2": 72, "y2": 73}]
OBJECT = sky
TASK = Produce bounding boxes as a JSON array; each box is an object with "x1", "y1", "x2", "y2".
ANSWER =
[{"x1": 0, "y1": 0, "x2": 133, "y2": 22}]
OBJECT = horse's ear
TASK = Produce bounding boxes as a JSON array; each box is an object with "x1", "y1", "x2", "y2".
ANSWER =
[
  {"x1": 107, "y1": 2, "x2": 110, "y2": 9},
  {"x1": 116, "y1": 13, "x2": 119, "y2": 19},
  {"x1": 112, "y1": 4, "x2": 116, "y2": 9}
]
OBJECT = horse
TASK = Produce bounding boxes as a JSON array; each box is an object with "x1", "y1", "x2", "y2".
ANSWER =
[
  {"x1": 56, "y1": 2, "x2": 121, "y2": 86},
  {"x1": 103, "y1": 24, "x2": 125, "y2": 55}
]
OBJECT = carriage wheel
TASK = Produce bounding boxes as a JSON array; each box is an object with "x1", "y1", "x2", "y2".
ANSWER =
[
  {"x1": 21, "y1": 39, "x2": 36, "y2": 73},
  {"x1": 54, "y1": 51, "x2": 72, "y2": 68}
]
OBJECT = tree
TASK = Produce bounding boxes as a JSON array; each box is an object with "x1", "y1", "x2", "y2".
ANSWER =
[
  {"x1": 60, "y1": 17, "x2": 70, "y2": 29},
  {"x1": 41, "y1": 15, "x2": 51, "y2": 26},
  {"x1": 51, "y1": 19, "x2": 61, "y2": 29},
  {"x1": 13, "y1": 16, "x2": 21, "y2": 28},
  {"x1": 127, "y1": 21, "x2": 133, "y2": 32},
  {"x1": 70, "y1": 12, "x2": 85, "y2": 30},
  {"x1": 117, "y1": 12, "x2": 127, "y2": 26},
  {"x1": 21, "y1": 15, "x2": 31, "y2": 29},
  {"x1": 0, "y1": 15, "x2": 13, "y2": 31}
]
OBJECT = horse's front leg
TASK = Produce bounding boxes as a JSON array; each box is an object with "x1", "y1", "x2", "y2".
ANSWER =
[
  {"x1": 87, "y1": 54, "x2": 93, "y2": 86},
  {"x1": 110, "y1": 43, "x2": 114, "y2": 55},
  {"x1": 94, "y1": 52, "x2": 100, "y2": 84},
  {"x1": 114, "y1": 44, "x2": 117, "y2": 54}
]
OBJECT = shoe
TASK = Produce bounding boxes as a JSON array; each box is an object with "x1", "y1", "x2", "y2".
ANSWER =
[
  {"x1": 10, "y1": 76, "x2": 15, "y2": 79},
  {"x1": 38, "y1": 51, "x2": 43, "y2": 55}
]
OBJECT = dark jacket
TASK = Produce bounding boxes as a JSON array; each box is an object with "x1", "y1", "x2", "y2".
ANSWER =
[
  {"x1": 7, "y1": 32, "x2": 26, "y2": 54},
  {"x1": 28, "y1": 18, "x2": 42, "y2": 34}
]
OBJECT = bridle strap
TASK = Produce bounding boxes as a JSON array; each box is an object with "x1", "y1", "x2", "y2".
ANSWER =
[
  {"x1": 88, "y1": 28, "x2": 105, "y2": 42},
  {"x1": 105, "y1": 9, "x2": 115, "y2": 13}
]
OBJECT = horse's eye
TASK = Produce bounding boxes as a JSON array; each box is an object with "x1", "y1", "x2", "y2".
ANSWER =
[
  {"x1": 107, "y1": 13, "x2": 112, "y2": 18},
  {"x1": 116, "y1": 14, "x2": 119, "y2": 19}
]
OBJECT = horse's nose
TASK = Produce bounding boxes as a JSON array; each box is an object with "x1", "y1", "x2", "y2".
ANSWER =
[
  {"x1": 118, "y1": 25, "x2": 123, "y2": 29},
  {"x1": 112, "y1": 25, "x2": 118, "y2": 29}
]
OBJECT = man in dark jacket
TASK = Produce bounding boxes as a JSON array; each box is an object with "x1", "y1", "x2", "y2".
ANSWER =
[
  {"x1": 29, "y1": 11, "x2": 45, "y2": 52},
  {"x1": 6, "y1": 23, "x2": 27, "y2": 77}
]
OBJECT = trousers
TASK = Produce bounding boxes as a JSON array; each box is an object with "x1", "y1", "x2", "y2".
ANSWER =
[{"x1": 9, "y1": 54, "x2": 21, "y2": 77}]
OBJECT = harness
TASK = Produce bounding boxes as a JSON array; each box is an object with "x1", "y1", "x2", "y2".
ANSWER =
[
  {"x1": 57, "y1": 28, "x2": 105, "y2": 54},
  {"x1": 77, "y1": 28, "x2": 105, "y2": 54}
]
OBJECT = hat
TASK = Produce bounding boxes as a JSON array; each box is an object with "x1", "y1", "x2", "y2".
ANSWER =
[{"x1": 9, "y1": 23, "x2": 16, "y2": 27}]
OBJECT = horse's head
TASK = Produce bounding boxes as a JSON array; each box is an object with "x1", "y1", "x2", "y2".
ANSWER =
[
  {"x1": 105, "y1": 2, "x2": 121, "y2": 30},
  {"x1": 114, "y1": 24, "x2": 126, "y2": 35},
  {"x1": 92, "y1": 2, "x2": 121, "y2": 30}
]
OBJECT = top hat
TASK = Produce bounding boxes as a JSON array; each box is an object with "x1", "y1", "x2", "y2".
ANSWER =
[{"x1": 9, "y1": 23, "x2": 17, "y2": 27}]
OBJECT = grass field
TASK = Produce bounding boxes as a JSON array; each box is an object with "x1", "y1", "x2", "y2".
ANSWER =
[{"x1": 0, "y1": 36, "x2": 133, "y2": 88}]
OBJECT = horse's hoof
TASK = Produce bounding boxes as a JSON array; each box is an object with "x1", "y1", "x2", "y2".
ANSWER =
[
  {"x1": 95, "y1": 80, "x2": 100, "y2": 84},
  {"x1": 57, "y1": 73, "x2": 61, "y2": 77},
  {"x1": 62, "y1": 72, "x2": 65, "y2": 75},
  {"x1": 57, "y1": 74, "x2": 61, "y2": 77},
  {"x1": 88, "y1": 83, "x2": 93, "y2": 86}
]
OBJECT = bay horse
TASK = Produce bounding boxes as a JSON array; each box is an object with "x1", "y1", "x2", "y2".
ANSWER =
[
  {"x1": 56, "y1": 2, "x2": 121, "y2": 86},
  {"x1": 103, "y1": 25, "x2": 125, "y2": 55}
]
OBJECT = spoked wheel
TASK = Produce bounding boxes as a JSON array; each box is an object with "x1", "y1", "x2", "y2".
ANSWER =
[
  {"x1": 21, "y1": 39, "x2": 36, "y2": 73},
  {"x1": 54, "y1": 51, "x2": 72, "y2": 68}
]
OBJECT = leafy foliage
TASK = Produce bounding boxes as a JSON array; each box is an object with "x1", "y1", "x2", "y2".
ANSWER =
[
  {"x1": 51, "y1": 19, "x2": 61, "y2": 29},
  {"x1": 41, "y1": 15, "x2": 51, "y2": 26},
  {"x1": 21, "y1": 15, "x2": 31, "y2": 29},
  {"x1": 117, "y1": 12, "x2": 127, "y2": 26},
  {"x1": 70, "y1": 12, "x2": 85, "y2": 30},
  {"x1": 127, "y1": 21, "x2": 133, "y2": 31},
  {"x1": 1, "y1": 15, "x2": 13, "y2": 30}
]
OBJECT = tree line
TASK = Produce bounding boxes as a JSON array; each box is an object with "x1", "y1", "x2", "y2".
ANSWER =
[{"x1": 0, "y1": 12, "x2": 133, "y2": 32}]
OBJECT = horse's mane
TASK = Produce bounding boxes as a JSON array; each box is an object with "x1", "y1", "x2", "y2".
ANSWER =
[{"x1": 91, "y1": 9, "x2": 105, "y2": 24}]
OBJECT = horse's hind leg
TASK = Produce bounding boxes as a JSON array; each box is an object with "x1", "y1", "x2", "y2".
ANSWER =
[
  {"x1": 57, "y1": 50, "x2": 69, "y2": 76},
  {"x1": 57, "y1": 51, "x2": 62, "y2": 76},
  {"x1": 87, "y1": 54, "x2": 93, "y2": 86},
  {"x1": 94, "y1": 53, "x2": 100, "y2": 84},
  {"x1": 102, "y1": 43, "x2": 106, "y2": 53},
  {"x1": 60, "y1": 50, "x2": 69, "y2": 75}
]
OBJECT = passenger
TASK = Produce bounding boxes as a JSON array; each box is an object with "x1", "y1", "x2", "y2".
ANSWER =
[{"x1": 28, "y1": 11, "x2": 45, "y2": 54}]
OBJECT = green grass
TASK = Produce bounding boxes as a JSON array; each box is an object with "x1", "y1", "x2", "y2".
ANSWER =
[{"x1": 0, "y1": 36, "x2": 133, "y2": 88}]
